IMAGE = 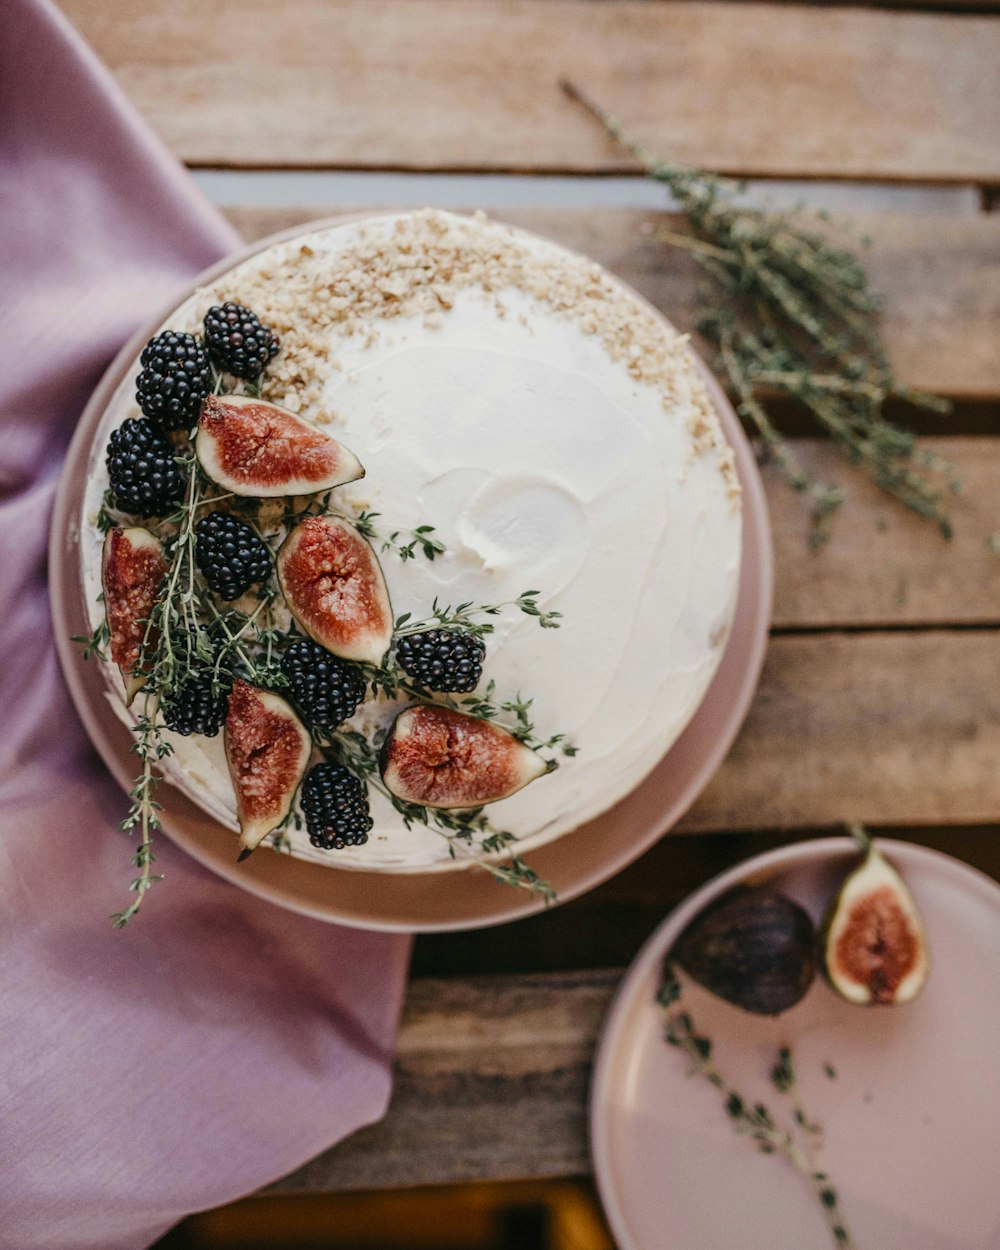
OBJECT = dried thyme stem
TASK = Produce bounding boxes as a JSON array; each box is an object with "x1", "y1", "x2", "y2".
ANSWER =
[
  {"x1": 659, "y1": 972, "x2": 855, "y2": 1248},
  {"x1": 561, "y1": 79, "x2": 959, "y2": 544}
]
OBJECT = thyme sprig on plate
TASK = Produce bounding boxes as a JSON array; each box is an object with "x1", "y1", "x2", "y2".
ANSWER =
[
  {"x1": 320, "y1": 727, "x2": 556, "y2": 902},
  {"x1": 562, "y1": 79, "x2": 959, "y2": 545},
  {"x1": 659, "y1": 968, "x2": 855, "y2": 1248}
]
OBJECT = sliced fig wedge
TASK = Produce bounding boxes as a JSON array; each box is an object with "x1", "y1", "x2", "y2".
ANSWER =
[
  {"x1": 196, "y1": 393, "x2": 364, "y2": 497},
  {"x1": 101, "y1": 526, "x2": 167, "y2": 704},
  {"x1": 277, "y1": 515, "x2": 393, "y2": 666},
  {"x1": 381, "y1": 704, "x2": 550, "y2": 810},
  {"x1": 224, "y1": 680, "x2": 311, "y2": 856},
  {"x1": 822, "y1": 828, "x2": 929, "y2": 1005}
]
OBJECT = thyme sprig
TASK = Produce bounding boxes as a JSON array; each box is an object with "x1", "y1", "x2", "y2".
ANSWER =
[
  {"x1": 111, "y1": 712, "x2": 169, "y2": 927},
  {"x1": 355, "y1": 511, "x2": 447, "y2": 563},
  {"x1": 321, "y1": 727, "x2": 556, "y2": 901},
  {"x1": 562, "y1": 80, "x2": 959, "y2": 545},
  {"x1": 659, "y1": 967, "x2": 855, "y2": 1248},
  {"x1": 393, "y1": 590, "x2": 562, "y2": 639}
]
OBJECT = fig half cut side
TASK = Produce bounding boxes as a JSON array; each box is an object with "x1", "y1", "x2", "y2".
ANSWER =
[
  {"x1": 196, "y1": 393, "x2": 364, "y2": 497},
  {"x1": 277, "y1": 515, "x2": 393, "y2": 666},
  {"x1": 101, "y1": 526, "x2": 167, "y2": 705},
  {"x1": 822, "y1": 830, "x2": 929, "y2": 1005},
  {"x1": 381, "y1": 703, "x2": 551, "y2": 810},
  {"x1": 224, "y1": 680, "x2": 311, "y2": 855}
]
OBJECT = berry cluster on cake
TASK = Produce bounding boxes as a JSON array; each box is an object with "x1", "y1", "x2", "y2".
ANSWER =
[{"x1": 78, "y1": 210, "x2": 741, "y2": 918}]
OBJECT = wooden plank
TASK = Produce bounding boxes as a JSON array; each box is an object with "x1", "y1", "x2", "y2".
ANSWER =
[
  {"x1": 63, "y1": 1, "x2": 1000, "y2": 181},
  {"x1": 267, "y1": 971, "x2": 613, "y2": 1193},
  {"x1": 224, "y1": 207, "x2": 1000, "y2": 402},
  {"x1": 680, "y1": 631, "x2": 1000, "y2": 832}
]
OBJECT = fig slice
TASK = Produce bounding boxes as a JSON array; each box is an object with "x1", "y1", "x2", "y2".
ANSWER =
[
  {"x1": 277, "y1": 515, "x2": 393, "y2": 666},
  {"x1": 101, "y1": 526, "x2": 167, "y2": 704},
  {"x1": 822, "y1": 828, "x2": 929, "y2": 1005},
  {"x1": 224, "y1": 679, "x2": 311, "y2": 856},
  {"x1": 670, "y1": 885, "x2": 817, "y2": 1016},
  {"x1": 380, "y1": 704, "x2": 551, "y2": 810},
  {"x1": 195, "y1": 393, "x2": 364, "y2": 497}
]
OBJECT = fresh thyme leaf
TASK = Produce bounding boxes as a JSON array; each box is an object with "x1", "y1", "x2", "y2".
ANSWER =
[
  {"x1": 72, "y1": 619, "x2": 110, "y2": 662},
  {"x1": 659, "y1": 970, "x2": 855, "y2": 1248},
  {"x1": 562, "y1": 79, "x2": 959, "y2": 546}
]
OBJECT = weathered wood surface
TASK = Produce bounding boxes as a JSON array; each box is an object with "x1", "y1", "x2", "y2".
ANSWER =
[
  {"x1": 680, "y1": 631, "x2": 1000, "y2": 832},
  {"x1": 268, "y1": 972, "x2": 614, "y2": 1193},
  {"x1": 223, "y1": 207, "x2": 1000, "y2": 403},
  {"x1": 63, "y1": 1, "x2": 1000, "y2": 180}
]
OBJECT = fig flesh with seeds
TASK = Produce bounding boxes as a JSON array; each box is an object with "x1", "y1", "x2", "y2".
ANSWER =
[
  {"x1": 670, "y1": 885, "x2": 817, "y2": 1016},
  {"x1": 380, "y1": 703, "x2": 551, "y2": 809},
  {"x1": 224, "y1": 680, "x2": 311, "y2": 856},
  {"x1": 822, "y1": 830, "x2": 928, "y2": 1005},
  {"x1": 278, "y1": 515, "x2": 393, "y2": 666},
  {"x1": 196, "y1": 393, "x2": 364, "y2": 497},
  {"x1": 101, "y1": 526, "x2": 167, "y2": 704}
]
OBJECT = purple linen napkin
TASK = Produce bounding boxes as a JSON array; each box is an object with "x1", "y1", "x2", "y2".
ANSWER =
[{"x1": 0, "y1": 3, "x2": 411, "y2": 1246}]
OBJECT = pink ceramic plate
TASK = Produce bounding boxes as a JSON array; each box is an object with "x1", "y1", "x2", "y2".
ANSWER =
[
  {"x1": 48, "y1": 213, "x2": 772, "y2": 933},
  {"x1": 591, "y1": 838, "x2": 1000, "y2": 1250}
]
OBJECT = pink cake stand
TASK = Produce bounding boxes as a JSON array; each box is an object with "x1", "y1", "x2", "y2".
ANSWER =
[{"x1": 49, "y1": 213, "x2": 773, "y2": 932}]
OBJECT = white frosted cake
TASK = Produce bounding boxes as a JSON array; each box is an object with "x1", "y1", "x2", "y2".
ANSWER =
[{"x1": 81, "y1": 209, "x2": 741, "y2": 878}]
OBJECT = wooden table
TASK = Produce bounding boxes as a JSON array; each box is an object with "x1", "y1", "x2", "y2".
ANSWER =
[{"x1": 64, "y1": 0, "x2": 1000, "y2": 1201}]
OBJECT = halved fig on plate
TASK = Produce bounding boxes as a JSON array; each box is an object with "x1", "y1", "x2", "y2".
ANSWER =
[
  {"x1": 101, "y1": 526, "x2": 167, "y2": 704},
  {"x1": 277, "y1": 515, "x2": 393, "y2": 666},
  {"x1": 381, "y1": 704, "x2": 551, "y2": 809},
  {"x1": 196, "y1": 393, "x2": 364, "y2": 497},
  {"x1": 822, "y1": 828, "x2": 929, "y2": 1005},
  {"x1": 224, "y1": 679, "x2": 311, "y2": 856}
]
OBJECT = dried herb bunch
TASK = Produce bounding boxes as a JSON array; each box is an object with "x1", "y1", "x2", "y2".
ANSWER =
[
  {"x1": 659, "y1": 968, "x2": 856, "y2": 1247},
  {"x1": 562, "y1": 80, "x2": 959, "y2": 545}
]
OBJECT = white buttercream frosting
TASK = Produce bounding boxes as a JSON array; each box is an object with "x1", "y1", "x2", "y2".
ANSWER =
[{"x1": 81, "y1": 210, "x2": 741, "y2": 873}]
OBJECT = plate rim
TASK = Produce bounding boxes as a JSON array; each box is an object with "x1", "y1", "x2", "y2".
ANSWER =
[
  {"x1": 48, "y1": 209, "x2": 774, "y2": 933},
  {"x1": 588, "y1": 835, "x2": 1000, "y2": 1250}
]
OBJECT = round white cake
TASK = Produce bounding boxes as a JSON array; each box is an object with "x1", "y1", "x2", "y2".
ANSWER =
[{"x1": 81, "y1": 209, "x2": 742, "y2": 873}]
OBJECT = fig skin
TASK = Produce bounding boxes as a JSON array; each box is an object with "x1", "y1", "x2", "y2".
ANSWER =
[
  {"x1": 224, "y1": 680, "x2": 312, "y2": 856},
  {"x1": 101, "y1": 526, "x2": 167, "y2": 704},
  {"x1": 277, "y1": 515, "x2": 393, "y2": 667},
  {"x1": 380, "y1": 703, "x2": 551, "y2": 810},
  {"x1": 821, "y1": 831, "x2": 929, "y2": 1006},
  {"x1": 670, "y1": 885, "x2": 817, "y2": 1016},
  {"x1": 195, "y1": 393, "x2": 364, "y2": 497}
]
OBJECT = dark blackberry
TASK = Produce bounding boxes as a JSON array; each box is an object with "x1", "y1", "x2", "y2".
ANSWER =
[
  {"x1": 203, "y1": 302, "x2": 279, "y2": 380},
  {"x1": 135, "y1": 331, "x2": 213, "y2": 431},
  {"x1": 281, "y1": 639, "x2": 367, "y2": 730},
  {"x1": 106, "y1": 417, "x2": 186, "y2": 517},
  {"x1": 395, "y1": 629, "x2": 486, "y2": 693},
  {"x1": 300, "y1": 762, "x2": 373, "y2": 850},
  {"x1": 161, "y1": 676, "x2": 230, "y2": 737},
  {"x1": 195, "y1": 512, "x2": 272, "y2": 601}
]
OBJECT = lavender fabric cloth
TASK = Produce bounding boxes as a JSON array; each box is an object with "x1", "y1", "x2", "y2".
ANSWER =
[{"x1": 0, "y1": 3, "x2": 412, "y2": 1246}]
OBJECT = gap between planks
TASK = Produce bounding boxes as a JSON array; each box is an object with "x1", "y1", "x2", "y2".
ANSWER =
[{"x1": 62, "y1": 0, "x2": 1000, "y2": 182}]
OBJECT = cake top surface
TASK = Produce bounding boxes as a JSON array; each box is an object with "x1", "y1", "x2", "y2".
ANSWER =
[{"x1": 82, "y1": 209, "x2": 742, "y2": 877}]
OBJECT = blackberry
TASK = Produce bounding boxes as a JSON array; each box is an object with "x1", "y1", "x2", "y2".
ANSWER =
[
  {"x1": 203, "y1": 302, "x2": 279, "y2": 380},
  {"x1": 281, "y1": 639, "x2": 367, "y2": 730},
  {"x1": 396, "y1": 629, "x2": 485, "y2": 693},
  {"x1": 161, "y1": 676, "x2": 230, "y2": 737},
  {"x1": 300, "y1": 762, "x2": 373, "y2": 850},
  {"x1": 106, "y1": 417, "x2": 186, "y2": 517},
  {"x1": 135, "y1": 331, "x2": 213, "y2": 431},
  {"x1": 195, "y1": 511, "x2": 272, "y2": 601}
]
